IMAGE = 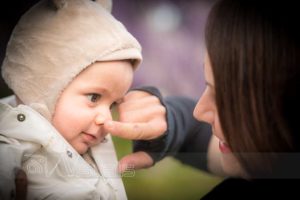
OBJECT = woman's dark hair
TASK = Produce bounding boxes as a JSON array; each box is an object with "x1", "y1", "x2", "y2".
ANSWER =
[{"x1": 205, "y1": 0, "x2": 300, "y2": 178}]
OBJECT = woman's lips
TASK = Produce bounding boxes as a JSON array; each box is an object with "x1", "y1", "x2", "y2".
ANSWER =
[{"x1": 219, "y1": 140, "x2": 232, "y2": 154}]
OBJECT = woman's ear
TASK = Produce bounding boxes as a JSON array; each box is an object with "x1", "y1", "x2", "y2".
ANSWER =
[{"x1": 92, "y1": 0, "x2": 112, "y2": 12}]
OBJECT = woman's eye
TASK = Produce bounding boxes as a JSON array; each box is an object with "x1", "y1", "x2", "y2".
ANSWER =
[{"x1": 87, "y1": 93, "x2": 101, "y2": 103}]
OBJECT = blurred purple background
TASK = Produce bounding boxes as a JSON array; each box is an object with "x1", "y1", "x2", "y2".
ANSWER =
[
  {"x1": 113, "y1": 0, "x2": 214, "y2": 98},
  {"x1": 0, "y1": 0, "x2": 214, "y2": 99}
]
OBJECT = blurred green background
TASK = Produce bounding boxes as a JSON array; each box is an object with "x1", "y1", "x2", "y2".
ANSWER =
[{"x1": 112, "y1": 136, "x2": 223, "y2": 200}]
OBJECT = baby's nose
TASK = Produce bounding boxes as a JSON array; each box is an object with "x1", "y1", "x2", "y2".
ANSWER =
[{"x1": 95, "y1": 112, "x2": 112, "y2": 125}]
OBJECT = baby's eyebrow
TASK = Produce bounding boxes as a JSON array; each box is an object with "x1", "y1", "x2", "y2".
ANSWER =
[{"x1": 86, "y1": 85, "x2": 109, "y2": 93}]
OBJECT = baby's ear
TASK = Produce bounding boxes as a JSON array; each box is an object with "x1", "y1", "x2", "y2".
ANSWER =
[{"x1": 92, "y1": 0, "x2": 112, "y2": 13}]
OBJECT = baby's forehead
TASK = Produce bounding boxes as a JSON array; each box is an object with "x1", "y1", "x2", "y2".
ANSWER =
[{"x1": 59, "y1": 61, "x2": 133, "y2": 103}]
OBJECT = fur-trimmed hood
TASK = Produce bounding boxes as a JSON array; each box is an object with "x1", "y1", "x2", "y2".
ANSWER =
[{"x1": 1, "y1": 0, "x2": 142, "y2": 120}]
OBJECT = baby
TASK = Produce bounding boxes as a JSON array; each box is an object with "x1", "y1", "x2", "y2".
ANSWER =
[{"x1": 0, "y1": 0, "x2": 141, "y2": 199}]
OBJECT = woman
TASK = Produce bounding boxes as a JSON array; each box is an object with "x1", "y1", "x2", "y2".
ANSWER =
[
  {"x1": 201, "y1": 0, "x2": 300, "y2": 179},
  {"x1": 106, "y1": 0, "x2": 300, "y2": 198}
]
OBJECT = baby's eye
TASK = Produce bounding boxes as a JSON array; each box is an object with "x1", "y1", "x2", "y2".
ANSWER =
[{"x1": 87, "y1": 93, "x2": 101, "y2": 103}]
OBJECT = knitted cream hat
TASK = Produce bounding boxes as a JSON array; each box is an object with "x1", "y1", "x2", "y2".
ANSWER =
[{"x1": 1, "y1": 0, "x2": 142, "y2": 120}]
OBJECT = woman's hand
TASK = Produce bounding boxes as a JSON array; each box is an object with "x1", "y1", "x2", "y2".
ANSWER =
[{"x1": 104, "y1": 90, "x2": 167, "y2": 173}]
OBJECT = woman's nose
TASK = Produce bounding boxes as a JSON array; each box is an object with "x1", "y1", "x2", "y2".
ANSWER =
[{"x1": 193, "y1": 92, "x2": 214, "y2": 124}]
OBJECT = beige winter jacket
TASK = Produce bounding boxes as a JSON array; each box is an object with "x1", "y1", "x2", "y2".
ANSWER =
[{"x1": 0, "y1": 96, "x2": 127, "y2": 200}]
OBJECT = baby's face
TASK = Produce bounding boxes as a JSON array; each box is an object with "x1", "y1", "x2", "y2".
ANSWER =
[{"x1": 52, "y1": 61, "x2": 133, "y2": 154}]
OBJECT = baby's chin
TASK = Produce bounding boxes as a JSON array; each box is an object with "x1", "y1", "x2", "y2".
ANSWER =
[
  {"x1": 74, "y1": 139, "x2": 102, "y2": 155},
  {"x1": 73, "y1": 144, "x2": 90, "y2": 155}
]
